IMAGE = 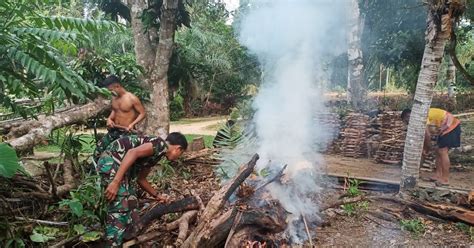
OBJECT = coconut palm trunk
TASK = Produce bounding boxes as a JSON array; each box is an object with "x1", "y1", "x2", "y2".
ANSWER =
[{"x1": 400, "y1": 8, "x2": 452, "y2": 190}]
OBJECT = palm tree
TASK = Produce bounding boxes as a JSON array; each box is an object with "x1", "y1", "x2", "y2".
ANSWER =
[{"x1": 400, "y1": 0, "x2": 465, "y2": 190}]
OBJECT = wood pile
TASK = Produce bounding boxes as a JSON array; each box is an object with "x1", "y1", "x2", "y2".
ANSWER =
[
  {"x1": 373, "y1": 111, "x2": 407, "y2": 164},
  {"x1": 183, "y1": 148, "x2": 221, "y2": 166},
  {"x1": 339, "y1": 113, "x2": 370, "y2": 158},
  {"x1": 124, "y1": 154, "x2": 291, "y2": 248},
  {"x1": 315, "y1": 113, "x2": 341, "y2": 153}
]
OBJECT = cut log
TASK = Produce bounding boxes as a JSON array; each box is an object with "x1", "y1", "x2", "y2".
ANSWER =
[
  {"x1": 189, "y1": 136, "x2": 205, "y2": 151},
  {"x1": 123, "y1": 196, "x2": 200, "y2": 240},
  {"x1": 7, "y1": 98, "x2": 110, "y2": 152},
  {"x1": 407, "y1": 200, "x2": 474, "y2": 225}
]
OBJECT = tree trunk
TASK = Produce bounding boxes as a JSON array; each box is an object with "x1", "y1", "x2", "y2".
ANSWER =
[
  {"x1": 128, "y1": 0, "x2": 177, "y2": 137},
  {"x1": 129, "y1": 0, "x2": 155, "y2": 72},
  {"x1": 446, "y1": 55, "x2": 456, "y2": 98},
  {"x1": 7, "y1": 98, "x2": 109, "y2": 152},
  {"x1": 347, "y1": 0, "x2": 366, "y2": 110},
  {"x1": 400, "y1": 11, "x2": 451, "y2": 190}
]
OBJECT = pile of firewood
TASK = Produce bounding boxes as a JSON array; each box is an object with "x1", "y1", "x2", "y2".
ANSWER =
[
  {"x1": 373, "y1": 111, "x2": 407, "y2": 164},
  {"x1": 316, "y1": 113, "x2": 342, "y2": 153},
  {"x1": 339, "y1": 113, "x2": 369, "y2": 158},
  {"x1": 123, "y1": 154, "x2": 291, "y2": 248}
]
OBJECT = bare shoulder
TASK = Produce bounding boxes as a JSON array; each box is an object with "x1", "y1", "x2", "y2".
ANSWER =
[{"x1": 126, "y1": 92, "x2": 141, "y2": 102}]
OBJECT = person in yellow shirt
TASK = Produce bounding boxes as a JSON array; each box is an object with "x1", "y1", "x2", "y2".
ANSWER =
[{"x1": 401, "y1": 108, "x2": 461, "y2": 186}]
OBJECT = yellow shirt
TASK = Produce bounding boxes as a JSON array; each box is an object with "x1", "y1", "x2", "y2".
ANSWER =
[{"x1": 427, "y1": 108, "x2": 460, "y2": 135}]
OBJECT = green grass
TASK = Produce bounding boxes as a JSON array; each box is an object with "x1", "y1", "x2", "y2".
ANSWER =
[
  {"x1": 185, "y1": 134, "x2": 214, "y2": 148},
  {"x1": 35, "y1": 134, "x2": 96, "y2": 154}
]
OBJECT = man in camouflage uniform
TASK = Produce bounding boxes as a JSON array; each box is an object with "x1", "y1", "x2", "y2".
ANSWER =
[
  {"x1": 93, "y1": 127, "x2": 134, "y2": 163},
  {"x1": 97, "y1": 132, "x2": 188, "y2": 247}
]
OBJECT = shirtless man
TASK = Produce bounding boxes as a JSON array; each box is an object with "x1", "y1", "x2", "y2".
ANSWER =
[{"x1": 93, "y1": 75, "x2": 146, "y2": 162}]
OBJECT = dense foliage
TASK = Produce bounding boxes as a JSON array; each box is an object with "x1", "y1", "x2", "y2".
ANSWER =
[{"x1": 0, "y1": 0, "x2": 122, "y2": 118}]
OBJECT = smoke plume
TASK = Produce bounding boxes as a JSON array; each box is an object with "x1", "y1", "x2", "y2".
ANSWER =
[{"x1": 237, "y1": 0, "x2": 349, "y2": 243}]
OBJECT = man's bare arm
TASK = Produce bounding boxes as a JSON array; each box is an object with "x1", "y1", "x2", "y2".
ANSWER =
[
  {"x1": 128, "y1": 95, "x2": 146, "y2": 130},
  {"x1": 107, "y1": 110, "x2": 116, "y2": 128}
]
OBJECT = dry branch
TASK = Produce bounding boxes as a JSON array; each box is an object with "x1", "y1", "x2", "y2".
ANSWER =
[
  {"x1": 122, "y1": 210, "x2": 198, "y2": 248},
  {"x1": 15, "y1": 217, "x2": 68, "y2": 226},
  {"x1": 56, "y1": 159, "x2": 76, "y2": 197},
  {"x1": 123, "y1": 196, "x2": 200, "y2": 240}
]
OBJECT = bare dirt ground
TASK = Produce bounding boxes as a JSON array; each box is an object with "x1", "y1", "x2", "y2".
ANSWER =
[
  {"x1": 315, "y1": 189, "x2": 474, "y2": 247},
  {"x1": 169, "y1": 116, "x2": 226, "y2": 136},
  {"x1": 323, "y1": 155, "x2": 474, "y2": 192}
]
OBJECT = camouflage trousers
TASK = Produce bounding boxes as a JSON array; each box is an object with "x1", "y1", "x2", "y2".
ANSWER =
[
  {"x1": 93, "y1": 128, "x2": 131, "y2": 163},
  {"x1": 97, "y1": 156, "x2": 140, "y2": 247}
]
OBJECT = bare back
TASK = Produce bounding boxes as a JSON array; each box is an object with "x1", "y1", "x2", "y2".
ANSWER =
[{"x1": 111, "y1": 92, "x2": 143, "y2": 127}]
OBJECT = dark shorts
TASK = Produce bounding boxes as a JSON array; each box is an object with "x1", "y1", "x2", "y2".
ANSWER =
[{"x1": 438, "y1": 124, "x2": 461, "y2": 149}]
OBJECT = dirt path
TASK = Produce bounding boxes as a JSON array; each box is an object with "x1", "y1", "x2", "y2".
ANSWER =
[
  {"x1": 78, "y1": 116, "x2": 228, "y2": 136},
  {"x1": 169, "y1": 116, "x2": 227, "y2": 136}
]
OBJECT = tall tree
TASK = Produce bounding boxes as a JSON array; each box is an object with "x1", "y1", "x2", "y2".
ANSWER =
[
  {"x1": 120, "y1": 0, "x2": 189, "y2": 136},
  {"x1": 400, "y1": 0, "x2": 465, "y2": 190},
  {"x1": 347, "y1": 0, "x2": 366, "y2": 109}
]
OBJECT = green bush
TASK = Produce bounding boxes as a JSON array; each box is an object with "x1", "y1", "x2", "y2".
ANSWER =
[{"x1": 170, "y1": 94, "x2": 185, "y2": 121}]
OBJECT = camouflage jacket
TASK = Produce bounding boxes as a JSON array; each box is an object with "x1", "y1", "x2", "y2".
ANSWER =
[{"x1": 104, "y1": 135, "x2": 168, "y2": 175}]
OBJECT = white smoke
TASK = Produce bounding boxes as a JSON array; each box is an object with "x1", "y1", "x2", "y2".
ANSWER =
[{"x1": 237, "y1": 0, "x2": 349, "y2": 243}]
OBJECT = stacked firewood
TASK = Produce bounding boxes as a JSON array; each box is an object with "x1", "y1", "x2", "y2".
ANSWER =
[
  {"x1": 314, "y1": 113, "x2": 341, "y2": 153},
  {"x1": 339, "y1": 113, "x2": 370, "y2": 158},
  {"x1": 373, "y1": 111, "x2": 406, "y2": 164}
]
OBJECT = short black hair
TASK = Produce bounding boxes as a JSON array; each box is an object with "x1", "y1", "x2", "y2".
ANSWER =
[
  {"x1": 166, "y1": 132, "x2": 188, "y2": 150},
  {"x1": 401, "y1": 108, "x2": 411, "y2": 119},
  {"x1": 101, "y1": 75, "x2": 121, "y2": 88}
]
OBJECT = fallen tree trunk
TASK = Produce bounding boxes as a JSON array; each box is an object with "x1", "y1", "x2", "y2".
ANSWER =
[
  {"x1": 7, "y1": 98, "x2": 110, "y2": 152},
  {"x1": 2, "y1": 105, "x2": 77, "y2": 137}
]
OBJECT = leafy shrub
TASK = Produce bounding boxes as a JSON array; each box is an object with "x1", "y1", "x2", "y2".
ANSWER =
[{"x1": 170, "y1": 94, "x2": 185, "y2": 121}]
